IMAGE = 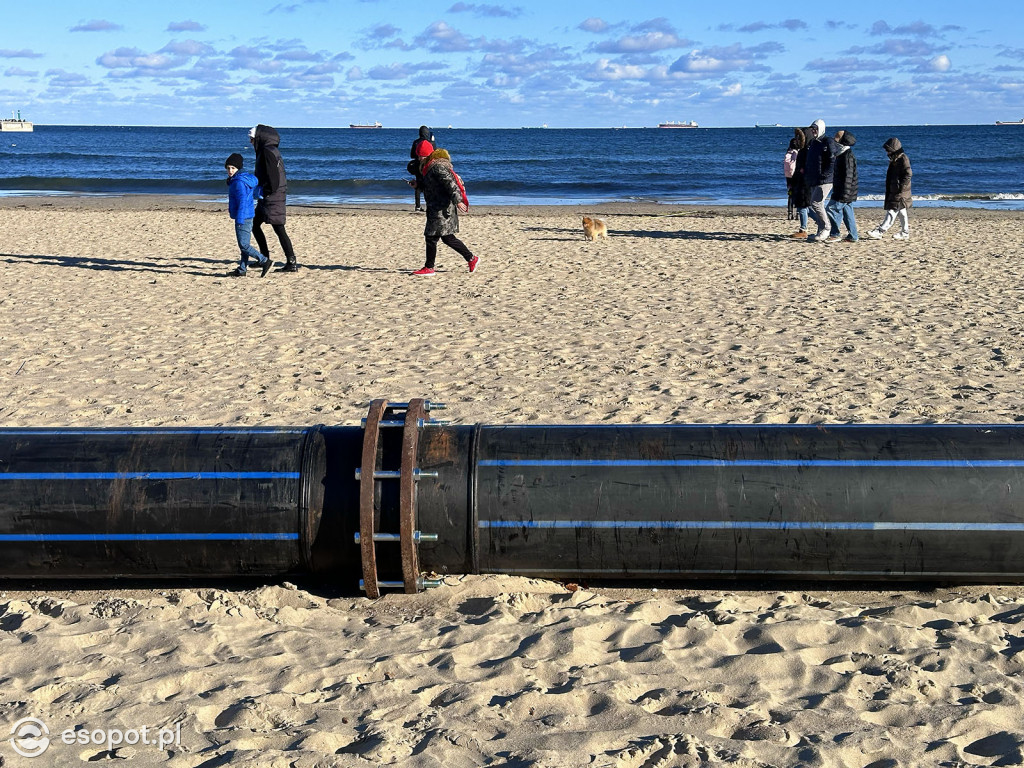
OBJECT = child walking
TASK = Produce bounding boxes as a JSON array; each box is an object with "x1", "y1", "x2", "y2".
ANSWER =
[
  {"x1": 412, "y1": 149, "x2": 480, "y2": 277},
  {"x1": 225, "y1": 153, "x2": 272, "y2": 277},
  {"x1": 866, "y1": 137, "x2": 912, "y2": 241}
]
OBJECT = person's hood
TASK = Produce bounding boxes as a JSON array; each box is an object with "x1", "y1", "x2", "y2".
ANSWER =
[
  {"x1": 252, "y1": 124, "x2": 281, "y2": 152},
  {"x1": 421, "y1": 148, "x2": 452, "y2": 170},
  {"x1": 418, "y1": 125, "x2": 432, "y2": 140},
  {"x1": 810, "y1": 119, "x2": 826, "y2": 139},
  {"x1": 883, "y1": 137, "x2": 903, "y2": 155},
  {"x1": 839, "y1": 131, "x2": 856, "y2": 147}
]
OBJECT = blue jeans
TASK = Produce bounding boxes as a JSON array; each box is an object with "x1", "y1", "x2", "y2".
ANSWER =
[
  {"x1": 826, "y1": 200, "x2": 858, "y2": 240},
  {"x1": 797, "y1": 207, "x2": 808, "y2": 230},
  {"x1": 235, "y1": 218, "x2": 267, "y2": 273}
]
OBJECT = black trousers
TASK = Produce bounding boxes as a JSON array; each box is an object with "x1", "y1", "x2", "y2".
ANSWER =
[
  {"x1": 425, "y1": 234, "x2": 473, "y2": 269},
  {"x1": 253, "y1": 217, "x2": 296, "y2": 265}
]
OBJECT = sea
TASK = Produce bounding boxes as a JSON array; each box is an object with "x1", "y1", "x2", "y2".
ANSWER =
[{"x1": 1, "y1": 124, "x2": 1022, "y2": 209}]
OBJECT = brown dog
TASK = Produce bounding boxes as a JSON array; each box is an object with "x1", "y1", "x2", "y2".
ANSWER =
[{"x1": 582, "y1": 216, "x2": 608, "y2": 241}]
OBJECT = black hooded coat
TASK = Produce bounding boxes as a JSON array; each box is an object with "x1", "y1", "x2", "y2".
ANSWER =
[
  {"x1": 252, "y1": 124, "x2": 288, "y2": 225},
  {"x1": 882, "y1": 137, "x2": 912, "y2": 210}
]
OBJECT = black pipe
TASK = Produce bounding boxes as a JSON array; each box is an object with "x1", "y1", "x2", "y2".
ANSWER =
[
  {"x1": 414, "y1": 423, "x2": 1024, "y2": 583},
  {"x1": 4, "y1": 417, "x2": 1024, "y2": 585},
  {"x1": 0, "y1": 426, "x2": 326, "y2": 577}
]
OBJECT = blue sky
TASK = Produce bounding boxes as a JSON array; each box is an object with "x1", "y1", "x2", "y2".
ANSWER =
[{"x1": 2, "y1": 0, "x2": 1021, "y2": 127}]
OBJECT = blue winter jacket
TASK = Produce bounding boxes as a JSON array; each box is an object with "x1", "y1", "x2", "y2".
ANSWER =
[{"x1": 227, "y1": 171, "x2": 261, "y2": 220}]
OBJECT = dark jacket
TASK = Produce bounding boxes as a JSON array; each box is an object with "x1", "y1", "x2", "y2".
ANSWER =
[
  {"x1": 252, "y1": 124, "x2": 288, "y2": 225},
  {"x1": 789, "y1": 127, "x2": 813, "y2": 209},
  {"x1": 883, "y1": 137, "x2": 912, "y2": 210},
  {"x1": 830, "y1": 133, "x2": 858, "y2": 203},
  {"x1": 420, "y1": 149, "x2": 463, "y2": 237},
  {"x1": 805, "y1": 133, "x2": 840, "y2": 187}
]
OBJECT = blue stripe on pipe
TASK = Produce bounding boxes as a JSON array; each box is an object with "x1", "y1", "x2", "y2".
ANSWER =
[
  {"x1": 0, "y1": 471, "x2": 300, "y2": 481},
  {"x1": 478, "y1": 459, "x2": 1024, "y2": 468},
  {"x1": 478, "y1": 520, "x2": 1024, "y2": 532},
  {"x1": 0, "y1": 533, "x2": 300, "y2": 542}
]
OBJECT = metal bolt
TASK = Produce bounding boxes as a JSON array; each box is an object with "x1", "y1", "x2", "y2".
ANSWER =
[{"x1": 354, "y1": 531, "x2": 439, "y2": 544}]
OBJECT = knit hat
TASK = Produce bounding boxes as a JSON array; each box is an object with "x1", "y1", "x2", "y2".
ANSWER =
[
  {"x1": 225, "y1": 153, "x2": 245, "y2": 170},
  {"x1": 839, "y1": 131, "x2": 856, "y2": 147}
]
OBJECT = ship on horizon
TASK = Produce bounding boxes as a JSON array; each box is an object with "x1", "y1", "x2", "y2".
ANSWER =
[
  {"x1": 349, "y1": 121, "x2": 383, "y2": 129},
  {"x1": 995, "y1": 118, "x2": 1024, "y2": 125},
  {"x1": 658, "y1": 120, "x2": 698, "y2": 129},
  {"x1": 1, "y1": 110, "x2": 33, "y2": 132}
]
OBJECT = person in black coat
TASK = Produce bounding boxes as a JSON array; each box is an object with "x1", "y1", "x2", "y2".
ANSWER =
[
  {"x1": 408, "y1": 126, "x2": 434, "y2": 211},
  {"x1": 787, "y1": 127, "x2": 813, "y2": 238},
  {"x1": 250, "y1": 124, "x2": 298, "y2": 272},
  {"x1": 825, "y1": 130, "x2": 859, "y2": 242}
]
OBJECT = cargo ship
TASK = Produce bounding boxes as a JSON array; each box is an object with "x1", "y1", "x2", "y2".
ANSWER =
[
  {"x1": 658, "y1": 120, "x2": 698, "y2": 128},
  {"x1": 995, "y1": 118, "x2": 1024, "y2": 125},
  {"x1": 350, "y1": 121, "x2": 383, "y2": 129}
]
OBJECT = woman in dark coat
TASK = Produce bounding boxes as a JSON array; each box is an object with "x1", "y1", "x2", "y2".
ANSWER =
[
  {"x1": 866, "y1": 137, "x2": 913, "y2": 240},
  {"x1": 787, "y1": 127, "x2": 812, "y2": 238},
  {"x1": 250, "y1": 124, "x2": 298, "y2": 272},
  {"x1": 412, "y1": 149, "x2": 479, "y2": 276}
]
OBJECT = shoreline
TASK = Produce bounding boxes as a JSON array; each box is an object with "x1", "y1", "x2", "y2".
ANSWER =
[{"x1": 3, "y1": 193, "x2": 1024, "y2": 219}]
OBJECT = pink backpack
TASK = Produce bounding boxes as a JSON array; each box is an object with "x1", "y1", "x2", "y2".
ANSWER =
[{"x1": 783, "y1": 149, "x2": 798, "y2": 178}]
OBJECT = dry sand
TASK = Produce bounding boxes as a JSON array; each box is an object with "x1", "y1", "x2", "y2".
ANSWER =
[{"x1": 2, "y1": 198, "x2": 1024, "y2": 766}]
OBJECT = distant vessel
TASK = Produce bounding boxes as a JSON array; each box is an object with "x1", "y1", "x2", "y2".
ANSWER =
[
  {"x1": 995, "y1": 118, "x2": 1024, "y2": 125},
  {"x1": 658, "y1": 120, "x2": 698, "y2": 129},
  {"x1": 350, "y1": 121, "x2": 382, "y2": 129},
  {"x1": 755, "y1": 123, "x2": 782, "y2": 128},
  {"x1": 1, "y1": 110, "x2": 33, "y2": 132}
]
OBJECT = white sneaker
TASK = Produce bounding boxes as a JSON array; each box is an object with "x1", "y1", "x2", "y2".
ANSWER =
[
  {"x1": 891, "y1": 232, "x2": 909, "y2": 240},
  {"x1": 825, "y1": 235, "x2": 843, "y2": 243},
  {"x1": 866, "y1": 230, "x2": 883, "y2": 240}
]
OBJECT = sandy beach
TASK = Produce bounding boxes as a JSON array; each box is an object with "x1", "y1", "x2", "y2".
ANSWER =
[{"x1": 3, "y1": 197, "x2": 1024, "y2": 766}]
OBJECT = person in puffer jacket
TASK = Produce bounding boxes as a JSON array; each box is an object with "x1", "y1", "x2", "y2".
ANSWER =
[
  {"x1": 411, "y1": 149, "x2": 479, "y2": 277},
  {"x1": 866, "y1": 137, "x2": 913, "y2": 241},
  {"x1": 249, "y1": 124, "x2": 298, "y2": 272},
  {"x1": 825, "y1": 131, "x2": 859, "y2": 242},
  {"x1": 224, "y1": 153, "x2": 272, "y2": 277}
]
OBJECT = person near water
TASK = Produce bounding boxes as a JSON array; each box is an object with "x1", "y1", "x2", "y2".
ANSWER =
[
  {"x1": 408, "y1": 126, "x2": 435, "y2": 211},
  {"x1": 824, "y1": 130, "x2": 859, "y2": 243},
  {"x1": 803, "y1": 119, "x2": 839, "y2": 242},
  {"x1": 785, "y1": 128, "x2": 810, "y2": 237},
  {"x1": 411, "y1": 148, "x2": 479, "y2": 277},
  {"x1": 224, "y1": 152, "x2": 272, "y2": 277},
  {"x1": 866, "y1": 137, "x2": 913, "y2": 241},
  {"x1": 249, "y1": 124, "x2": 298, "y2": 272}
]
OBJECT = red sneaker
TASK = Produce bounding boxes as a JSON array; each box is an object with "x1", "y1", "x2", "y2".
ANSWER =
[
  {"x1": 468, "y1": 255, "x2": 479, "y2": 273},
  {"x1": 412, "y1": 267, "x2": 435, "y2": 276}
]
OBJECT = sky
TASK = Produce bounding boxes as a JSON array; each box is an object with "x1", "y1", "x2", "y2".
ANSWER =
[{"x1": 2, "y1": 0, "x2": 1022, "y2": 128}]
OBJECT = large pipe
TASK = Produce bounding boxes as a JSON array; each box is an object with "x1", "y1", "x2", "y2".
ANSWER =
[{"x1": 3, "y1": 402, "x2": 1024, "y2": 589}]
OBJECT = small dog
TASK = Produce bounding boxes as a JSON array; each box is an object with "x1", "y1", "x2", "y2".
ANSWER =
[{"x1": 582, "y1": 216, "x2": 608, "y2": 241}]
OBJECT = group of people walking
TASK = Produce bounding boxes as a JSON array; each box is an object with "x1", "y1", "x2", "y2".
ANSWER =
[
  {"x1": 223, "y1": 123, "x2": 477, "y2": 278},
  {"x1": 785, "y1": 119, "x2": 913, "y2": 243}
]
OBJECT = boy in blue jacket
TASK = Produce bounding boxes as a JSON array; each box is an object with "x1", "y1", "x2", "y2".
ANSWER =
[{"x1": 224, "y1": 153, "x2": 272, "y2": 277}]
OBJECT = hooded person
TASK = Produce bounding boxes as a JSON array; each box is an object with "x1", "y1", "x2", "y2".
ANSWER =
[
  {"x1": 411, "y1": 148, "x2": 479, "y2": 277},
  {"x1": 786, "y1": 127, "x2": 812, "y2": 238},
  {"x1": 249, "y1": 124, "x2": 298, "y2": 272},
  {"x1": 408, "y1": 125, "x2": 435, "y2": 211},
  {"x1": 825, "y1": 131, "x2": 859, "y2": 242},
  {"x1": 803, "y1": 118, "x2": 840, "y2": 242},
  {"x1": 867, "y1": 137, "x2": 912, "y2": 240}
]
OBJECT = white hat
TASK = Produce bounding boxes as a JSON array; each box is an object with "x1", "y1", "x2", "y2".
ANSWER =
[{"x1": 248, "y1": 126, "x2": 257, "y2": 139}]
